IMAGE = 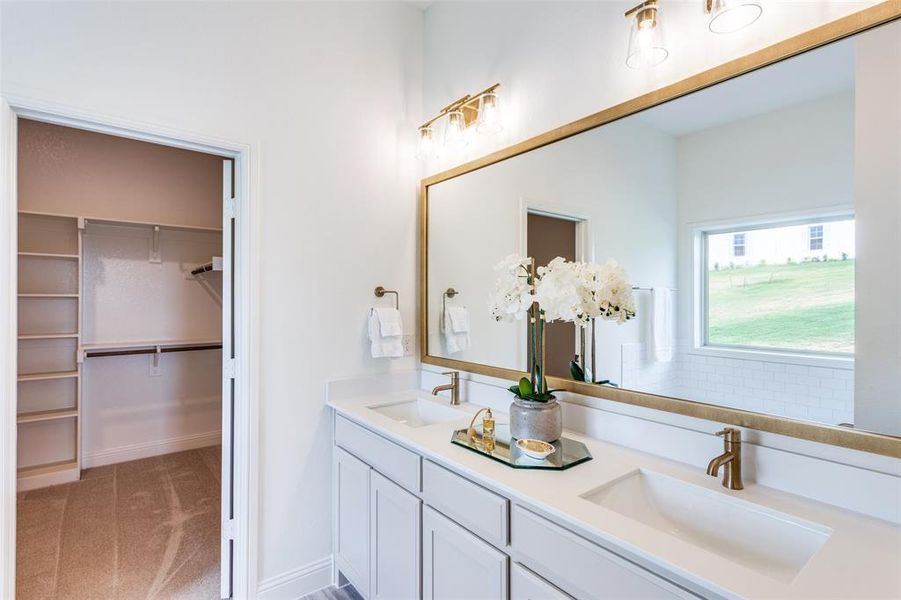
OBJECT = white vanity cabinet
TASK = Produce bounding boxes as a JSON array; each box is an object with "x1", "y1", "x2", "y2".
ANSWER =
[
  {"x1": 422, "y1": 506, "x2": 509, "y2": 600},
  {"x1": 333, "y1": 413, "x2": 698, "y2": 600},
  {"x1": 334, "y1": 447, "x2": 371, "y2": 597},
  {"x1": 511, "y1": 563, "x2": 573, "y2": 600},
  {"x1": 513, "y1": 506, "x2": 695, "y2": 599},
  {"x1": 334, "y1": 417, "x2": 423, "y2": 600},
  {"x1": 370, "y1": 471, "x2": 422, "y2": 600}
]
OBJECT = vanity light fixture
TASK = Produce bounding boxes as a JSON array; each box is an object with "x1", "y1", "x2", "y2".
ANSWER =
[
  {"x1": 706, "y1": 0, "x2": 762, "y2": 34},
  {"x1": 416, "y1": 125, "x2": 437, "y2": 159},
  {"x1": 416, "y1": 83, "x2": 502, "y2": 158},
  {"x1": 477, "y1": 89, "x2": 503, "y2": 134},
  {"x1": 444, "y1": 108, "x2": 468, "y2": 151},
  {"x1": 625, "y1": 0, "x2": 669, "y2": 69}
]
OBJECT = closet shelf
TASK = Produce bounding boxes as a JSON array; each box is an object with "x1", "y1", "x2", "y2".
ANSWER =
[
  {"x1": 18, "y1": 293, "x2": 79, "y2": 298},
  {"x1": 19, "y1": 209, "x2": 222, "y2": 233},
  {"x1": 81, "y1": 339, "x2": 222, "y2": 352},
  {"x1": 19, "y1": 333, "x2": 80, "y2": 340},
  {"x1": 17, "y1": 459, "x2": 79, "y2": 478},
  {"x1": 18, "y1": 251, "x2": 80, "y2": 260},
  {"x1": 17, "y1": 408, "x2": 79, "y2": 424},
  {"x1": 17, "y1": 370, "x2": 80, "y2": 382}
]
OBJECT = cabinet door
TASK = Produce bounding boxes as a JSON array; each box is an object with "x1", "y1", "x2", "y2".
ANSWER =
[
  {"x1": 423, "y1": 506, "x2": 508, "y2": 600},
  {"x1": 370, "y1": 471, "x2": 422, "y2": 600},
  {"x1": 334, "y1": 447, "x2": 370, "y2": 598},
  {"x1": 511, "y1": 563, "x2": 573, "y2": 600}
]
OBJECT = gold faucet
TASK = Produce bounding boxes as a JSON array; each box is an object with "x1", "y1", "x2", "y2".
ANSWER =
[
  {"x1": 431, "y1": 371, "x2": 460, "y2": 406},
  {"x1": 706, "y1": 427, "x2": 744, "y2": 490}
]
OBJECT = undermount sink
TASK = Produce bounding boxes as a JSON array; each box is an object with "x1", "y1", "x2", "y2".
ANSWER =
[
  {"x1": 581, "y1": 469, "x2": 832, "y2": 582},
  {"x1": 369, "y1": 398, "x2": 466, "y2": 427}
]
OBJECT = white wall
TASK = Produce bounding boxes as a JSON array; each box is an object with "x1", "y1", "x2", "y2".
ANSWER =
[
  {"x1": 1, "y1": 1, "x2": 423, "y2": 592},
  {"x1": 854, "y1": 20, "x2": 901, "y2": 435}
]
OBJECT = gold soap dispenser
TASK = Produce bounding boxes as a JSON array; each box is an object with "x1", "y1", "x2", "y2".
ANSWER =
[
  {"x1": 481, "y1": 408, "x2": 496, "y2": 452},
  {"x1": 468, "y1": 408, "x2": 496, "y2": 453}
]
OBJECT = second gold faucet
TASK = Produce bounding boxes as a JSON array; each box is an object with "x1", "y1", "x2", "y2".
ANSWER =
[{"x1": 706, "y1": 427, "x2": 743, "y2": 490}]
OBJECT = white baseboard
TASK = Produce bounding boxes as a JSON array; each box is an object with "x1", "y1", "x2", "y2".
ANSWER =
[
  {"x1": 257, "y1": 556, "x2": 333, "y2": 600},
  {"x1": 81, "y1": 430, "x2": 222, "y2": 468},
  {"x1": 17, "y1": 464, "x2": 80, "y2": 492}
]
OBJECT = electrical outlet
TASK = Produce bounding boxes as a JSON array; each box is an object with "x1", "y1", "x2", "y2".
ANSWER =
[{"x1": 402, "y1": 334, "x2": 415, "y2": 357}]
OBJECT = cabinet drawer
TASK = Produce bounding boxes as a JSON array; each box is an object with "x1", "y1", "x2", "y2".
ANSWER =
[
  {"x1": 422, "y1": 460, "x2": 509, "y2": 547},
  {"x1": 512, "y1": 562, "x2": 573, "y2": 600},
  {"x1": 512, "y1": 506, "x2": 696, "y2": 600},
  {"x1": 335, "y1": 415, "x2": 420, "y2": 492}
]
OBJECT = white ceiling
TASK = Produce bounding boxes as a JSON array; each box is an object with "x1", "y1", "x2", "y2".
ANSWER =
[{"x1": 634, "y1": 37, "x2": 854, "y2": 137}]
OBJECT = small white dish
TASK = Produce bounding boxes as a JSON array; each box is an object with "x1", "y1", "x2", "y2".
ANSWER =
[{"x1": 515, "y1": 438, "x2": 556, "y2": 460}]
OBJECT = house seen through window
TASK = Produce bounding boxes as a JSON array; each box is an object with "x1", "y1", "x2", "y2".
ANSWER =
[
  {"x1": 732, "y1": 233, "x2": 746, "y2": 257},
  {"x1": 705, "y1": 216, "x2": 854, "y2": 355},
  {"x1": 809, "y1": 224, "x2": 824, "y2": 251}
]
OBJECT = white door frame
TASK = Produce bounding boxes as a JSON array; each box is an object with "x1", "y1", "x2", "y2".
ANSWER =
[
  {"x1": 518, "y1": 197, "x2": 592, "y2": 263},
  {"x1": 0, "y1": 95, "x2": 260, "y2": 599}
]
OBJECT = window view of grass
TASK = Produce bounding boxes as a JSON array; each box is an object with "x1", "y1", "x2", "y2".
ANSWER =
[{"x1": 708, "y1": 259, "x2": 854, "y2": 354}]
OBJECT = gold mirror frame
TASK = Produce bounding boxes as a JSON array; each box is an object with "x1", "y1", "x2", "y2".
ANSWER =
[{"x1": 420, "y1": 2, "x2": 901, "y2": 458}]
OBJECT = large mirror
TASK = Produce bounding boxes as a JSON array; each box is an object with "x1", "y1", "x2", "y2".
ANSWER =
[{"x1": 424, "y1": 17, "x2": 901, "y2": 451}]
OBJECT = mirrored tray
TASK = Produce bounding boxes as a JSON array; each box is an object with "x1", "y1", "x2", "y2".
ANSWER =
[{"x1": 450, "y1": 423, "x2": 592, "y2": 470}]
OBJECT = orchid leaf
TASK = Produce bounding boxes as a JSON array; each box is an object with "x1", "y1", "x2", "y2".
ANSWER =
[{"x1": 518, "y1": 377, "x2": 533, "y2": 398}]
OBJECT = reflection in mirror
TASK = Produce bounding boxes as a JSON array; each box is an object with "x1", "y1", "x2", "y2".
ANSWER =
[{"x1": 427, "y1": 22, "x2": 901, "y2": 438}]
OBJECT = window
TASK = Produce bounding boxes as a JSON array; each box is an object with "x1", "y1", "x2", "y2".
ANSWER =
[
  {"x1": 809, "y1": 225, "x2": 823, "y2": 251},
  {"x1": 704, "y1": 216, "x2": 855, "y2": 355},
  {"x1": 732, "y1": 233, "x2": 746, "y2": 257}
]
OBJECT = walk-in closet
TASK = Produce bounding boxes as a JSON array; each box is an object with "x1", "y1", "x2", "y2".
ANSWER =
[{"x1": 15, "y1": 119, "x2": 226, "y2": 599}]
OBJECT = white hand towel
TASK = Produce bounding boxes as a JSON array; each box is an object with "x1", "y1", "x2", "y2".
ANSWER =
[
  {"x1": 368, "y1": 308, "x2": 404, "y2": 358},
  {"x1": 650, "y1": 288, "x2": 674, "y2": 363},
  {"x1": 446, "y1": 306, "x2": 470, "y2": 333},
  {"x1": 374, "y1": 307, "x2": 403, "y2": 337},
  {"x1": 443, "y1": 307, "x2": 470, "y2": 354}
]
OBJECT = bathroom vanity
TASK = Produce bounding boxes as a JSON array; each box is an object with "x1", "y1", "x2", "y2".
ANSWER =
[{"x1": 329, "y1": 392, "x2": 900, "y2": 600}]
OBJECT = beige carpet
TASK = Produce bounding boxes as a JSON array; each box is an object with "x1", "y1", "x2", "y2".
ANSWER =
[{"x1": 16, "y1": 447, "x2": 221, "y2": 600}]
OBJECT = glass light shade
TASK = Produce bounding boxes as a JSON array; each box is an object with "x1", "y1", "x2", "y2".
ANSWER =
[
  {"x1": 416, "y1": 126, "x2": 437, "y2": 159},
  {"x1": 708, "y1": 0, "x2": 762, "y2": 34},
  {"x1": 477, "y1": 91, "x2": 503, "y2": 134},
  {"x1": 626, "y1": 6, "x2": 668, "y2": 69},
  {"x1": 444, "y1": 110, "x2": 468, "y2": 150}
]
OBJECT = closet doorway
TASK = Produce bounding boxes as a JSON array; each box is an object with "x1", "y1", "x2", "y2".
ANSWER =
[{"x1": 7, "y1": 115, "x2": 246, "y2": 599}]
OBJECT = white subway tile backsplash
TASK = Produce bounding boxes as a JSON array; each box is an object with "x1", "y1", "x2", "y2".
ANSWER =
[
  {"x1": 622, "y1": 341, "x2": 855, "y2": 428},
  {"x1": 787, "y1": 364, "x2": 810, "y2": 376}
]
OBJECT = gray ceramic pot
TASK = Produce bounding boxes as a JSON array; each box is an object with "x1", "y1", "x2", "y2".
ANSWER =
[{"x1": 509, "y1": 397, "x2": 562, "y2": 442}]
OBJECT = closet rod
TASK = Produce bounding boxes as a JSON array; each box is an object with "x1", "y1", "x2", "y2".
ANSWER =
[
  {"x1": 84, "y1": 344, "x2": 222, "y2": 359},
  {"x1": 191, "y1": 262, "x2": 216, "y2": 276},
  {"x1": 191, "y1": 256, "x2": 224, "y2": 276}
]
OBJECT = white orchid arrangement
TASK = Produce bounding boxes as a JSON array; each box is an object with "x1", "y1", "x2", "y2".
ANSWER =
[{"x1": 489, "y1": 254, "x2": 636, "y2": 402}]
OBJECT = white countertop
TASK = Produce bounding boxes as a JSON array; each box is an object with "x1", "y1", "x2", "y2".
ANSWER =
[{"x1": 329, "y1": 390, "x2": 901, "y2": 600}]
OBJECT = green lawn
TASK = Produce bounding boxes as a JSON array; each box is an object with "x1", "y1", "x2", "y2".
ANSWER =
[{"x1": 708, "y1": 260, "x2": 854, "y2": 353}]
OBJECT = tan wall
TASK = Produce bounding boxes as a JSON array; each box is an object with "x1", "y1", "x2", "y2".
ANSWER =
[{"x1": 17, "y1": 119, "x2": 223, "y2": 229}]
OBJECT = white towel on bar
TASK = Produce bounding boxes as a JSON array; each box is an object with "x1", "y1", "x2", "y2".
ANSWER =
[
  {"x1": 369, "y1": 307, "x2": 404, "y2": 358},
  {"x1": 650, "y1": 287, "x2": 674, "y2": 363},
  {"x1": 446, "y1": 306, "x2": 470, "y2": 333},
  {"x1": 374, "y1": 306, "x2": 403, "y2": 337},
  {"x1": 443, "y1": 306, "x2": 470, "y2": 354}
]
